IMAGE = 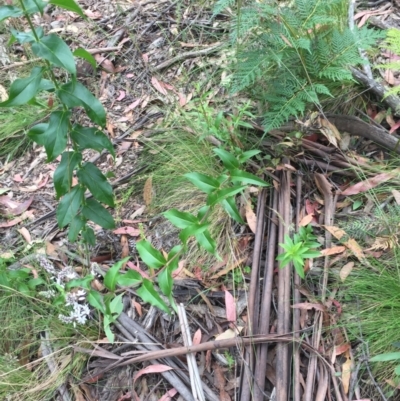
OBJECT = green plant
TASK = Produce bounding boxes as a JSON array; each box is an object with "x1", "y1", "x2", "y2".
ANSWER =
[
  {"x1": 215, "y1": 0, "x2": 383, "y2": 132},
  {"x1": 276, "y1": 224, "x2": 321, "y2": 278},
  {"x1": 376, "y1": 28, "x2": 400, "y2": 98},
  {"x1": 370, "y1": 345, "x2": 400, "y2": 381},
  {"x1": 58, "y1": 148, "x2": 267, "y2": 342},
  {"x1": 0, "y1": 0, "x2": 115, "y2": 244}
]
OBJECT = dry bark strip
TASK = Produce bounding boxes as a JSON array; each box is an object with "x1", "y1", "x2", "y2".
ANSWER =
[
  {"x1": 239, "y1": 189, "x2": 267, "y2": 401},
  {"x1": 253, "y1": 190, "x2": 278, "y2": 400},
  {"x1": 276, "y1": 162, "x2": 292, "y2": 401}
]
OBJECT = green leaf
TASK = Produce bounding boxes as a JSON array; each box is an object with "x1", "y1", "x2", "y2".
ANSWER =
[
  {"x1": 10, "y1": 27, "x2": 43, "y2": 43},
  {"x1": 370, "y1": 352, "x2": 400, "y2": 362},
  {"x1": 221, "y1": 197, "x2": 244, "y2": 223},
  {"x1": 213, "y1": 148, "x2": 239, "y2": 170},
  {"x1": 158, "y1": 264, "x2": 176, "y2": 297},
  {"x1": 73, "y1": 48, "x2": 96, "y2": 69},
  {"x1": 239, "y1": 149, "x2": 261, "y2": 163},
  {"x1": 0, "y1": 6, "x2": 23, "y2": 22},
  {"x1": 68, "y1": 216, "x2": 86, "y2": 242},
  {"x1": 293, "y1": 260, "x2": 305, "y2": 278},
  {"x1": 137, "y1": 279, "x2": 170, "y2": 314},
  {"x1": 116, "y1": 270, "x2": 142, "y2": 287},
  {"x1": 27, "y1": 123, "x2": 48, "y2": 145},
  {"x1": 56, "y1": 186, "x2": 84, "y2": 228},
  {"x1": 394, "y1": 365, "x2": 400, "y2": 376},
  {"x1": 70, "y1": 125, "x2": 114, "y2": 157},
  {"x1": 197, "y1": 205, "x2": 210, "y2": 221},
  {"x1": 23, "y1": 0, "x2": 47, "y2": 14},
  {"x1": 77, "y1": 162, "x2": 114, "y2": 207},
  {"x1": 28, "y1": 277, "x2": 45, "y2": 290},
  {"x1": 0, "y1": 67, "x2": 43, "y2": 107},
  {"x1": 164, "y1": 209, "x2": 198, "y2": 229},
  {"x1": 54, "y1": 151, "x2": 82, "y2": 198},
  {"x1": 49, "y1": 0, "x2": 85, "y2": 18},
  {"x1": 136, "y1": 240, "x2": 167, "y2": 269},
  {"x1": 167, "y1": 245, "x2": 183, "y2": 271},
  {"x1": 57, "y1": 81, "x2": 106, "y2": 126},
  {"x1": 32, "y1": 34, "x2": 76, "y2": 74},
  {"x1": 230, "y1": 169, "x2": 268, "y2": 187},
  {"x1": 44, "y1": 110, "x2": 70, "y2": 158},
  {"x1": 103, "y1": 316, "x2": 115, "y2": 343},
  {"x1": 184, "y1": 172, "x2": 220, "y2": 194},
  {"x1": 87, "y1": 289, "x2": 105, "y2": 314},
  {"x1": 82, "y1": 198, "x2": 115, "y2": 229},
  {"x1": 82, "y1": 226, "x2": 96, "y2": 245},
  {"x1": 207, "y1": 185, "x2": 246, "y2": 206},
  {"x1": 66, "y1": 275, "x2": 94, "y2": 290},
  {"x1": 104, "y1": 257, "x2": 130, "y2": 292},
  {"x1": 109, "y1": 293, "x2": 124, "y2": 317},
  {"x1": 179, "y1": 223, "x2": 209, "y2": 245},
  {"x1": 195, "y1": 230, "x2": 217, "y2": 254}
]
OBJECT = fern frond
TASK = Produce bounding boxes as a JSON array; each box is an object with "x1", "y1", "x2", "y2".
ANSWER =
[{"x1": 213, "y1": 0, "x2": 236, "y2": 16}]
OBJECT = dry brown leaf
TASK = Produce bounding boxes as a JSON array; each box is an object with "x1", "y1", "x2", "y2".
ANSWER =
[
  {"x1": 120, "y1": 234, "x2": 129, "y2": 260},
  {"x1": 342, "y1": 351, "x2": 352, "y2": 395},
  {"x1": 324, "y1": 225, "x2": 347, "y2": 240},
  {"x1": 318, "y1": 117, "x2": 341, "y2": 147},
  {"x1": 151, "y1": 76, "x2": 168, "y2": 95},
  {"x1": 143, "y1": 176, "x2": 153, "y2": 206},
  {"x1": 113, "y1": 226, "x2": 140, "y2": 236},
  {"x1": 299, "y1": 213, "x2": 314, "y2": 227},
  {"x1": 392, "y1": 189, "x2": 400, "y2": 205},
  {"x1": 291, "y1": 302, "x2": 326, "y2": 312},
  {"x1": 344, "y1": 238, "x2": 366, "y2": 261},
  {"x1": 339, "y1": 262, "x2": 354, "y2": 282},
  {"x1": 245, "y1": 202, "x2": 257, "y2": 233},
  {"x1": 17, "y1": 227, "x2": 31, "y2": 244},
  {"x1": 369, "y1": 235, "x2": 399, "y2": 251},
  {"x1": 225, "y1": 290, "x2": 236, "y2": 322},
  {"x1": 320, "y1": 246, "x2": 346, "y2": 256},
  {"x1": 341, "y1": 168, "x2": 400, "y2": 196}
]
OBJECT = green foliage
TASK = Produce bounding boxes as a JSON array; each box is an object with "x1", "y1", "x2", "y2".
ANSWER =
[
  {"x1": 0, "y1": 0, "x2": 115, "y2": 243},
  {"x1": 376, "y1": 28, "x2": 400, "y2": 98},
  {"x1": 276, "y1": 225, "x2": 321, "y2": 278},
  {"x1": 218, "y1": 0, "x2": 383, "y2": 131}
]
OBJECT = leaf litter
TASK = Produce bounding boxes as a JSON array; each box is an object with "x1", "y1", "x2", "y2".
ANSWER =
[{"x1": 1, "y1": 0, "x2": 400, "y2": 400}]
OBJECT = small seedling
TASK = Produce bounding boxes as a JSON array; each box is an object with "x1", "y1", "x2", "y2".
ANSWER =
[{"x1": 276, "y1": 225, "x2": 321, "y2": 278}]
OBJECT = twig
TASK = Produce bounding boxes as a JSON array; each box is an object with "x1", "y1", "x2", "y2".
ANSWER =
[
  {"x1": 350, "y1": 67, "x2": 400, "y2": 117},
  {"x1": 153, "y1": 43, "x2": 224, "y2": 71},
  {"x1": 113, "y1": 320, "x2": 197, "y2": 401}
]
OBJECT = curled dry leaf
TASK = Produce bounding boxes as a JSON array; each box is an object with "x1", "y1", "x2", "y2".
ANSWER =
[
  {"x1": 339, "y1": 262, "x2": 354, "y2": 282},
  {"x1": 291, "y1": 302, "x2": 326, "y2": 312},
  {"x1": 17, "y1": 227, "x2": 31, "y2": 244}
]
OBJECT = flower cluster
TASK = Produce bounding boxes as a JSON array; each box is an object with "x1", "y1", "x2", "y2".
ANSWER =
[{"x1": 38, "y1": 256, "x2": 91, "y2": 327}]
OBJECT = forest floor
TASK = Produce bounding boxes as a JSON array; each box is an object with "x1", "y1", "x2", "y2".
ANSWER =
[{"x1": 2, "y1": 0, "x2": 400, "y2": 400}]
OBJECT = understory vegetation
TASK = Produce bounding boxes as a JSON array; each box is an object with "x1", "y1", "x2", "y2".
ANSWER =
[{"x1": 2, "y1": 0, "x2": 400, "y2": 399}]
